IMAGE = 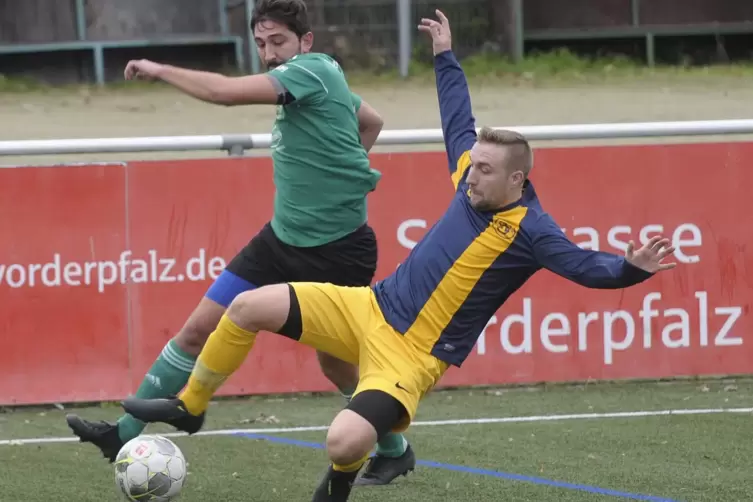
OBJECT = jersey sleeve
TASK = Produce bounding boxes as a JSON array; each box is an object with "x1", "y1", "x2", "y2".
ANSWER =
[
  {"x1": 532, "y1": 214, "x2": 654, "y2": 289},
  {"x1": 267, "y1": 57, "x2": 329, "y2": 104},
  {"x1": 351, "y1": 92, "x2": 362, "y2": 113},
  {"x1": 434, "y1": 50, "x2": 478, "y2": 190}
]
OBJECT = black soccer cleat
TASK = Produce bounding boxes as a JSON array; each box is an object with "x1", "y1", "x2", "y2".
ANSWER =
[
  {"x1": 120, "y1": 396, "x2": 205, "y2": 435},
  {"x1": 65, "y1": 414, "x2": 124, "y2": 463},
  {"x1": 312, "y1": 465, "x2": 359, "y2": 502},
  {"x1": 353, "y1": 445, "x2": 416, "y2": 486}
]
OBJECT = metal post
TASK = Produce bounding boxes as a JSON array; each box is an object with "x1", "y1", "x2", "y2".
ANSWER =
[
  {"x1": 397, "y1": 0, "x2": 411, "y2": 78},
  {"x1": 93, "y1": 44, "x2": 105, "y2": 86},
  {"x1": 646, "y1": 33, "x2": 655, "y2": 67},
  {"x1": 245, "y1": 0, "x2": 261, "y2": 74},
  {"x1": 218, "y1": 0, "x2": 230, "y2": 35},
  {"x1": 75, "y1": 0, "x2": 87, "y2": 41},
  {"x1": 631, "y1": 0, "x2": 641, "y2": 26},
  {"x1": 512, "y1": 0, "x2": 524, "y2": 62},
  {"x1": 234, "y1": 38, "x2": 247, "y2": 74}
]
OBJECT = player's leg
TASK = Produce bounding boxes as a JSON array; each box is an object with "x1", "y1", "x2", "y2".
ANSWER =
[
  {"x1": 285, "y1": 223, "x2": 377, "y2": 400},
  {"x1": 294, "y1": 223, "x2": 415, "y2": 484},
  {"x1": 316, "y1": 351, "x2": 359, "y2": 401},
  {"x1": 121, "y1": 282, "x2": 369, "y2": 432},
  {"x1": 313, "y1": 320, "x2": 448, "y2": 500},
  {"x1": 66, "y1": 225, "x2": 281, "y2": 461},
  {"x1": 312, "y1": 391, "x2": 406, "y2": 502},
  {"x1": 65, "y1": 291, "x2": 240, "y2": 460}
]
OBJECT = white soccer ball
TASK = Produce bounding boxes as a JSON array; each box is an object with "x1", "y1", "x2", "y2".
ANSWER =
[{"x1": 114, "y1": 435, "x2": 187, "y2": 502}]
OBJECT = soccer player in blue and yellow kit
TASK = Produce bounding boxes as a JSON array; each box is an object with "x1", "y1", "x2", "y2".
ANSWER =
[{"x1": 122, "y1": 10, "x2": 678, "y2": 502}]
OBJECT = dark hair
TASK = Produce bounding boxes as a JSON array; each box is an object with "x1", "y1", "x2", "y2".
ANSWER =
[{"x1": 250, "y1": 0, "x2": 311, "y2": 38}]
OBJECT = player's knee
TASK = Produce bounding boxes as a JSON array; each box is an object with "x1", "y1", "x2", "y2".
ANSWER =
[
  {"x1": 226, "y1": 284, "x2": 294, "y2": 335},
  {"x1": 326, "y1": 390, "x2": 407, "y2": 464},
  {"x1": 326, "y1": 411, "x2": 376, "y2": 465},
  {"x1": 226, "y1": 290, "x2": 266, "y2": 332},
  {"x1": 174, "y1": 300, "x2": 227, "y2": 356}
]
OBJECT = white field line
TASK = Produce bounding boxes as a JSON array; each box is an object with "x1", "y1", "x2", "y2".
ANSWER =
[{"x1": 1, "y1": 406, "x2": 751, "y2": 446}]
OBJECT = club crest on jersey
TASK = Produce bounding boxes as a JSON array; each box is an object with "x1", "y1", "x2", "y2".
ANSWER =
[{"x1": 492, "y1": 219, "x2": 518, "y2": 241}]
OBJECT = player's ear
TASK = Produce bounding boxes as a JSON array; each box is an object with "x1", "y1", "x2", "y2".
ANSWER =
[
  {"x1": 300, "y1": 31, "x2": 314, "y2": 52},
  {"x1": 511, "y1": 170, "x2": 525, "y2": 187}
]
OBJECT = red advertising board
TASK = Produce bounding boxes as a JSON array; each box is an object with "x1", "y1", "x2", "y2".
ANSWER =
[{"x1": 1, "y1": 142, "x2": 751, "y2": 405}]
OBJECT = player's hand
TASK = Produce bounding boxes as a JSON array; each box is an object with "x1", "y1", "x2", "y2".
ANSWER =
[
  {"x1": 124, "y1": 59, "x2": 165, "y2": 80},
  {"x1": 418, "y1": 9, "x2": 452, "y2": 55},
  {"x1": 625, "y1": 235, "x2": 677, "y2": 273}
]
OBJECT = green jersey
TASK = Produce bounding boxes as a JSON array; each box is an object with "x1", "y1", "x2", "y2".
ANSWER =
[{"x1": 266, "y1": 53, "x2": 381, "y2": 247}]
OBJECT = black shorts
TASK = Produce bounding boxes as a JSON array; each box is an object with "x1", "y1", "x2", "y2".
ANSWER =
[{"x1": 205, "y1": 222, "x2": 377, "y2": 307}]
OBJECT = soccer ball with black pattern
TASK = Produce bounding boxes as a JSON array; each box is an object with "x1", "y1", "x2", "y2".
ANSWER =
[{"x1": 114, "y1": 435, "x2": 187, "y2": 501}]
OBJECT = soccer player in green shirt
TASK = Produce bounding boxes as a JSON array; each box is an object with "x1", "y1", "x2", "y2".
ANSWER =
[{"x1": 65, "y1": 0, "x2": 415, "y2": 486}]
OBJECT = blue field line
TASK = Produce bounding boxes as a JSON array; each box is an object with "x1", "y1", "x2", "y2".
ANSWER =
[{"x1": 235, "y1": 432, "x2": 681, "y2": 502}]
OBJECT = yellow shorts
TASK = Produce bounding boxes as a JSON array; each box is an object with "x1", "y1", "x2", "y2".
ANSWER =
[{"x1": 290, "y1": 282, "x2": 449, "y2": 432}]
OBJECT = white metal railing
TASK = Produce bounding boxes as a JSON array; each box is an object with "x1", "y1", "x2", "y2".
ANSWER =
[{"x1": 1, "y1": 119, "x2": 752, "y2": 157}]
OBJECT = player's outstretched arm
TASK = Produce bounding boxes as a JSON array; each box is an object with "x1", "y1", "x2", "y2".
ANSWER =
[
  {"x1": 532, "y1": 216, "x2": 677, "y2": 289},
  {"x1": 354, "y1": 95, "x2": 384, "y2": 152},
  {"x1": 419, "y1": 10, "x2": 478, "y2": 186},
  {"x1": 124, "y1": 59, "x2": 281, "y2": 106}
]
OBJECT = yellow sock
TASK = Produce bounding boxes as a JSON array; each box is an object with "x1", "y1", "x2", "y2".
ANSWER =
[
  {"x1": 333, "y1": 454, "x2": 369, "y2": 473},
  {"x1": 179, "y1": 314, "x2": 257, "y2": 415}
]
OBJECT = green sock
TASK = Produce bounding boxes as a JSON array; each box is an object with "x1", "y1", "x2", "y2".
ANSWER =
[
  {"x1": 375, "y1": 432, "x2": 408, "y2": 458},
  {"x1": 117, "y1": 339, "x2": 196, "y2": 443},
  {"x1": 341, "y1": 391, "x2": 408, "y2": 459}
]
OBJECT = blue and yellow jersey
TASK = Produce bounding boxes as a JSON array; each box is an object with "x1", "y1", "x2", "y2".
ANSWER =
[{"x1": 372, "y1": 50, "x2": 654, "y2": 367}]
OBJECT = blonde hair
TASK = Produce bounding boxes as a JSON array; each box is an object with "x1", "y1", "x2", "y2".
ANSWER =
[{"x1": 478, "y1": 126, "x2": 533, "y2": 176}]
